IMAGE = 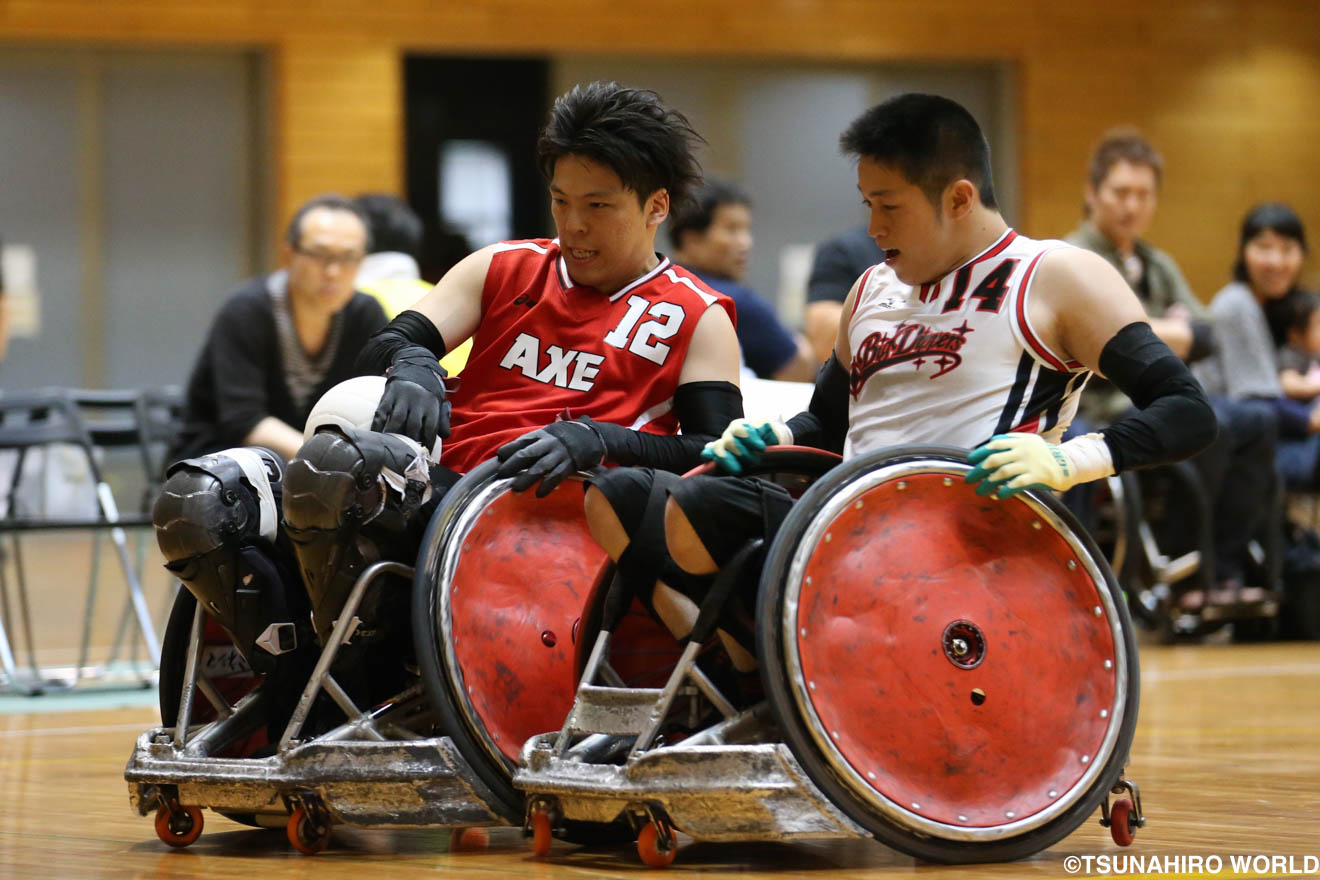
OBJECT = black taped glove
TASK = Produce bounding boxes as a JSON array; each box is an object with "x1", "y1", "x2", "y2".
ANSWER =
[
  {"x1": 495, "y1": 419, "x2": 607, "y2": 498},
  {"x1": 371, "y1": 344, "x2": 450, "y2": 446}
]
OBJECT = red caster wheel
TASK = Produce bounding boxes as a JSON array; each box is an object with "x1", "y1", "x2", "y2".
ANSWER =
[
  {"x1": 1109, "y1": 797, "x2": 1136, "y2": 846},
  {"x1": 452, "y1": 827, "x2": 490, "y2": 851},
  {"x1": 154, "y1": 803, "x2": 204, "y2": 847},
  {"x1": 286, "y1": 806, "x2": 331, "y2": 855},
  {"x1": 637, "y1": 821, "x2": 677, "y2": 868},
  {"x1": 529, "y1": 810, "x2": 553, "y2": 857}
]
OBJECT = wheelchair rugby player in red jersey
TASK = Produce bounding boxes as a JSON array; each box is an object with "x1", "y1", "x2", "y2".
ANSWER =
[{"x1": 132, "y1": 81, "x2": 749, "y2": 851}]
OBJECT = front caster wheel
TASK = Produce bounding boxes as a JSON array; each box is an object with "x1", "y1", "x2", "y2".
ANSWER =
[
  {"x1": 154, "y1": 803, "x2": 204, "y2": 848},
  {"x1": 286, "y1": 806, "x2": 331, "y2": 855},
  {"x1": 637, "y1": 820, "x2": 677, "y2": 868},
  {"x1": 1109, "y1": 797, "x2": 1136, "y2": 846},
  {"x1": 528, "y1": 809, "x2": 553, "y2": 857}
]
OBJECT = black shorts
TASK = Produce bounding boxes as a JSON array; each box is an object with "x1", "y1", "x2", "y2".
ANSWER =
[
  {"x1": 590, "y1": 468, "x2": 794, "y2": 567},
  {"x1": 589, "y1": 468, "x2": 794, "y2": 639}
]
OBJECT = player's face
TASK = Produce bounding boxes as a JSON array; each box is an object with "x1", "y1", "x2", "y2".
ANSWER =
[
  {"x1": 1088, "y1": 160, "x2": 1158, "y2": 251},
  {"x1": 285, "y1": 207, "x2": 367, "y2": 315},
  {"x1": 550, "y1": 156, "x2": 666, "y2": 295},
  {"x1": 684, "y1": 202, "x2": 753, "y2": 282},
  {"x1": 857, "y1": 157, "x2": 957, "y2": 286},
  {"x1": 1243, "y1": 227, "x2": 1305, "y2": 300}
]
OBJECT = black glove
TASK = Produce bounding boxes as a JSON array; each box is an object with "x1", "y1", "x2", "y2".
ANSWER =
[
  {"x1": 371, "y1": 344, "x2": 450, "y2": 445},
  {"x1": 495, "y1": 419, "x2": 607, "y2": 497}
]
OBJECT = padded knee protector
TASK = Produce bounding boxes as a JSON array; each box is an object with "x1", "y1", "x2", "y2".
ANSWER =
[
  {"x1": 153, "y1": 447, "x2": 304, "y2": 673},
  {"x1": 283, "y1": 426, "x2": 432, "y2": 646}
]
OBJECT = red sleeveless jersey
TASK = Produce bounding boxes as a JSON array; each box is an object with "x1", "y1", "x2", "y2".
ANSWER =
[{"x1": 441, "y1": 238, "x2": 736, "y2": 474}]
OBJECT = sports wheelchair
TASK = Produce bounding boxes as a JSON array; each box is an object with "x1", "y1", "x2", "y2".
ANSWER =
[
  {"x1": 516, "y1": 445, "x2": 1145, "y2": 866},
  {"x1": 1092, "y1": 463, "x2": 1281, "y2": 641},
  {"x1": 125, "y1": 457, "x2": 671, "y2": 852}
]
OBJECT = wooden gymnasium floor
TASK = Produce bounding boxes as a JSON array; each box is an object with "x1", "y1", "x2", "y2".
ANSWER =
[{"x1": 2, "y1": 531, "x2": 1319, "y2": 880}]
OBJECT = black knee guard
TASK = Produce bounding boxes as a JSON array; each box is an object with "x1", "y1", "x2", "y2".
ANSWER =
[
  {"x1": 153, "y1": 447, "x2": 307, "y2": 675},
  {"x1": 283, "y1": 427, "x2": 433, "y2": 646}
]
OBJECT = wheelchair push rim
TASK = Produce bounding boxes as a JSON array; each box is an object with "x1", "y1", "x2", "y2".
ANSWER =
[
  {"x1": 757, "y1": 445, "x2": 1139, "y2": 862},
  {"x1": 413, "y1": 461, "x2": 611, "y2": 817}
]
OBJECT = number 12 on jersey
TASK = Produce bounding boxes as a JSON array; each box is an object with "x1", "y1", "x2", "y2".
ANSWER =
[{"x1": 604, "y1": 295, "x2": 686, "y2": 365}]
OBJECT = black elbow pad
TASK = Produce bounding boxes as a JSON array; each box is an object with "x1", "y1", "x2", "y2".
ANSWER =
[{"x1": 1098, "y1": 322, "x2": 1217, "y2": 471}]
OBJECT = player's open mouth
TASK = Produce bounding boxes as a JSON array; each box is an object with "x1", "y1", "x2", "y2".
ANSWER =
[
  {"x1": 567, "y1": 247, "x2": 597, "y2": 261},
  {"x1": 884, "y1": 248, "x2": 901, "y2": 263}
]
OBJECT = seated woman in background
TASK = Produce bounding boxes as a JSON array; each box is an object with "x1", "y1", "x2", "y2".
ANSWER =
[{"x1": 1197, "y1": 202, "x2": 1313, "y2": 488}]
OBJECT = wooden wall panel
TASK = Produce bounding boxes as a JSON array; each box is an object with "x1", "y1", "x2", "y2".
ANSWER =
[
  {"x1": 1, "y1": 0, "x2": 1317, "y2": 297},
  {"x1": 272, "y1": 39, "x2": 402, "y2": 219}
]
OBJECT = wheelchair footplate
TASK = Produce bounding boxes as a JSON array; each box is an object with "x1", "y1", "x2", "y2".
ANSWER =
[
  {"x1": 126, "y1": 559, "x2": 515, "y2": 851},
  {"x1": 127, "y1": 728, "x2": 508, "y2": 833},
  {"x1": 517, "y1": 731, "x2": 868, "y2": 841}
]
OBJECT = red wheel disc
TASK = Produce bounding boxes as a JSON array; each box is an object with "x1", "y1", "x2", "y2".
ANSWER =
[
  {"x1": 789, "y1": 471, "x2": 1122, "y2": 831},
  {"x1": 447, "y1": 480, "x2": 609, "y2": 762}
]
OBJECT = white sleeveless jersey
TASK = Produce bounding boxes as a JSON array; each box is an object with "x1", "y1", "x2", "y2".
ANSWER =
[{"x1": 844, "y1": 230, "x2": 1090, "y2": 460}]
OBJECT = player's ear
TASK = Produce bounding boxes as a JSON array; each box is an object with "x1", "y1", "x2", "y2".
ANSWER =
[
  {"x1": 278, "y1": 240, "x2": 294, "y2": 266},
  {"x1": 947, "y1": 179, "x2": 977, "y2": 220},
  {"x1": 646, "y1": 189, "x2": 670, "y2": 229}
]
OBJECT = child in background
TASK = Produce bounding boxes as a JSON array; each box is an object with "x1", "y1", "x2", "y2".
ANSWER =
[{"x1": 1276, "y1": 290, "x2": 1320, "y2": 436}]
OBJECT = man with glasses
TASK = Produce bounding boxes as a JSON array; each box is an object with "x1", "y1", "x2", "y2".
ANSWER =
[{"x1": 168, "y1": 194, "x2": 387, "y2": 463}]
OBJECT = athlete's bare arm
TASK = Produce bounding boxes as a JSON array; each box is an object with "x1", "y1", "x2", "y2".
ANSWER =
[
  {"x1": 1029, "y1": 248, "x2": 1150, "y2": 376},
  {"x1": 401, "y1": 245, "x2": 496, "y2": 351},
  {"x1": 677, "y1": 304, "x2": 743, "y2": 386},
  {"x1": 831, "y1": 277, "x2": 864, "y2": 368}
]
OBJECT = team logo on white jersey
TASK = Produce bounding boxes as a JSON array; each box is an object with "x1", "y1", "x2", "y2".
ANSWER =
[{"x1": 849, "y1": 321, "x2": 974, "y2": 396}]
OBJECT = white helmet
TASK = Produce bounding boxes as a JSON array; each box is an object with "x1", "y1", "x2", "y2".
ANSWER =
[{"x1": 303, "y1": 375, "x2": 441, "y2": 462}]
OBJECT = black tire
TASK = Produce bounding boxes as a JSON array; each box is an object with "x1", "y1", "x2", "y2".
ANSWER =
[
  {"x1": 157, "y1": 587, "x2": 266, "y2": 830},
  {"x1": 756, "y1": 445, "x2": 1140, "y2": 864},
  {"x1": 411, "y1": 461, "x2": 525, "y2": 822}
]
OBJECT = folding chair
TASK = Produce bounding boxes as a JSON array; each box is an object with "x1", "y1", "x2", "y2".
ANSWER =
[{"x1": 0, "y1": 388, "x2": 163, "y2": 694}]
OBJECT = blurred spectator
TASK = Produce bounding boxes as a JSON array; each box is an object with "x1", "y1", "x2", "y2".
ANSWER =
[
  {"x1": 353, "y1": 192, "x2": 431, "y2": 316},
  {"x1": 802, "y1": 224, "x2": 884, "y2": 363},
  {"x1": 1277, "y1": 290, "x2": 1320, "y2": 406},
  {"x1": 669, "y1": 180, "x2": 816, "y2": 381},
  {"x1": 354, "y1": 192, "x2": 469, "y2": 374},
  {"x1": 169, "y1": 194, "x2": 387, "y2": 464},
  {"x1": 1070, "y1": 130, "x2": 1277, "y2": 607},
  {"x1": 1200, "y1": 203, "x2": 1314, "y2": 489},
  {"x1": 1066, "y1": 128, "x2": 1214, "y2": 418}
]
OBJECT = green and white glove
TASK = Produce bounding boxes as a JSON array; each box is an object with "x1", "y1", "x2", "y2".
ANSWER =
[
  {"x1": 700, "y1": 418, "x2": 793, "y2": 475},
  {"x1": 965, "y1": 432, "x2": 1114, "y2": 498}
]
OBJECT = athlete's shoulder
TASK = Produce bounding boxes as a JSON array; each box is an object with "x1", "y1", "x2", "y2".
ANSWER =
[
  {"x1": 857, "y1": 261, "x2": 904, "y2": 299},
  {"x1": 1002, "y1": 231, "x2": 1075, "y2": 258},
  {"x1": 488, "y1": 237, "x2": 559, "y2": 259},
  {"x1": 642, "y1": 260, "x2": 731, "y2": 308}
]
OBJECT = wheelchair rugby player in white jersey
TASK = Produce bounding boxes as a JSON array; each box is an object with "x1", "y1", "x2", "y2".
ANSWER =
[{"x1": 516, "y1": 93, "x2": 1217, "y2": 866}]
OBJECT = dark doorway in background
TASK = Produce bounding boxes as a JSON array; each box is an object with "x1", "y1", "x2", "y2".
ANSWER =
[{"x1": 404, "y1": 56, "x2": 550, "y2": 282}]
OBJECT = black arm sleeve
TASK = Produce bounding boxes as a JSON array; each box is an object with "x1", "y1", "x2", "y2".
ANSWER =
[
  {"x1": 1098, "y1": 321, "x2": 1218, "y2": 472},
  {"x1": 584, "y1": 380, "x2": 743, "y2": 473},
  {"x1": 785, "y1": 354, "x2": 850, "y2": 454},
  {"x1": 1186, "y1": 319, "x2": 1217, "y2": 363},
  {"x1": 355, "y1": 309, "x2": 448, "y2": 373}
]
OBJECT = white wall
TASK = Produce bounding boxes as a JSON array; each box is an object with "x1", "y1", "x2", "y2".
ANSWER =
[{"x1": 0, "y1": 48, "x2": 261, "y2": 390}]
